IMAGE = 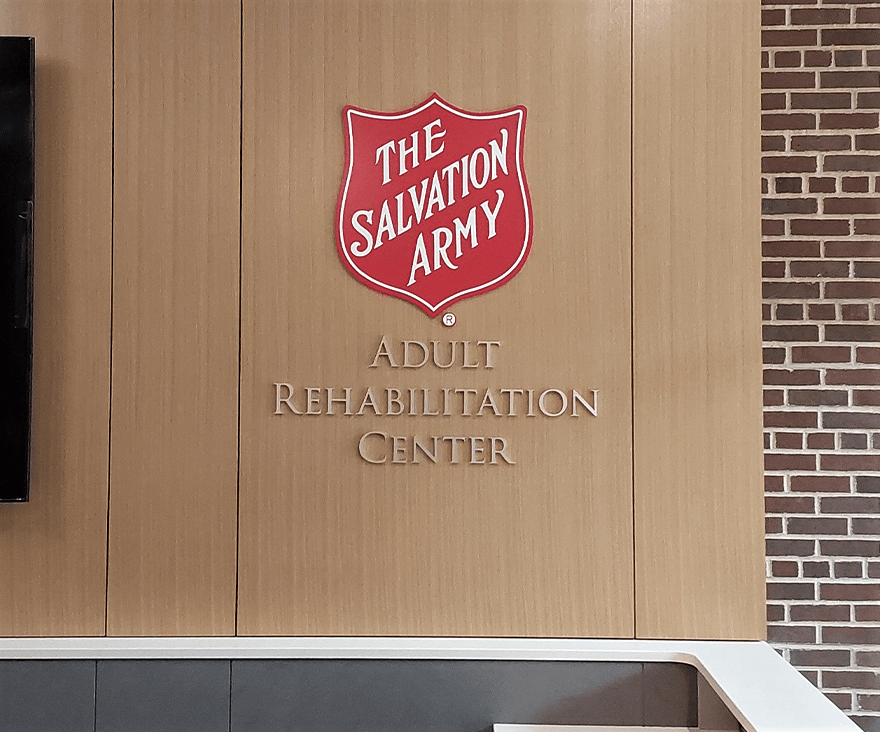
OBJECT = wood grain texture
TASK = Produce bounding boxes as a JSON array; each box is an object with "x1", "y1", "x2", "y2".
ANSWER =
[
  {"x1": 238, "y1": 0, "x2": 633, "y2": 637},
  {"x1": 632, "y1": 0, "x2": 765, "y2": 639},
  {"x1": 107, "y1": 0, "x2": 241, "y2": 636},
  {"x1": 0, "y1": 0, "x2": 112, "y2": 637}
]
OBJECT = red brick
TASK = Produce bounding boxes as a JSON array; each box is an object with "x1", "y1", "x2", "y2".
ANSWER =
[
  {"x1": 771, "y1": 560, "x2": 798, "y2": 578},
  {"x1": 789, "y1": 649, "x2": 850, "y2": 667},
  {"x1": 765, "y1": 240, "x2": 822, "y2": 257},
  {"x1": 763, "y1": 136, "x2": 786, "y2": 152},
  {"x1": 791, "y1": 135, "x2": 850, "y2": 151},
  {"x1": 820, "y1": 582, "x2": 880, "y2": 599},
  {"x1": 790, "y1": 219, "x2": 850, "y2": 236},
  {"x1": 856, "y1": 134, "x2": 880, "y2": 151},
  {"x1": 857, "y1": 477, "x2": 880, "y2": 494},
  {"x1": 788, "y1": 389, "x2": 848, "y2": 406},
  {"x1": 763, "y1": 198, "x2": 818, "y2": 214},
  {"x1": 825, "y1": 240, "x2": 880, "y2": 258},
  {"x1": 766, "y1": 453, "x2": 817, "y2": 471},
  {"x1": 842, "y1": 176, "x2": 870, "y2": 192},
  {"x1": 857, "y1": 92, "x2": 880, "y2": 109},
  {"x1": 855, "y1": 219, "x2": 880, "y2": 235},
  {"x1": 763, "y1": 260, "x2": 786, "y2": 278},
  {"x1": 762, "y1": 8, "x2": 786, "y2": 25},
  {"x1": 821, "y1": 453, "x2": 880, "y2": 470},
  {"x1": 777, "y1": 303, "x2": 804, "y2": 320},
  {"x1": 856, "y1": 605, "x2": 880, "y2": 622},
  {"x1": 763, "y1": 219, "x2": 785, "y2": 236},
  {"x1": 791, "y1": 604, "x2": 849, "y2": 622},
  {"x1": 841, "y1": 304, "x2": 869, "y2": 320},
  {"x1": 825, "y1": 324, "x2": 880, "y2": 341},
  {"x1": 835, "y1": 49, "x2": 863, "y2": 68},
  {"x1": 767, "y1": 604, "x2": 785, "y2": 623},
  {"x1": 775, "y1": 177, "x2": 803, "y2": 193},
  {"x1": 840, "y1": 432, "x2": 868, "y2": 449},
  {"x1": 774, "y1": 50, "x2": 801, "y2": 68},
  {"x1": 767, "y1": 495, "x2": 815, "y2": 514},
  {"x1": 854, "y1": 390, "x2": 880, "y2": 406},
  {"x1": 763, "y1": 30, "x2": 819, "y2": 48},
  {"x1": 791, "y1": 92, "x2": 851, "y2": 110},
  {"x1": 766, "y1": 475, "x2": 785, "y2": 492},
  {"x1": 775, "y1": 431, "x2": 803, "y2": 449},
  {"x1": 856, "y1": 347, "x2": 880, "y2": 364},
  {"x1": 804, "y1": 561, "x2": 832, "y2": 578},
  {"x1": 826, "y1": 368, "x2": 880, "y2": 385},
  {"x1": 764, "y1": 369, "x2": 821, "y2": 386},
  {"x1": 820, "y1": 112, "x2": 880, "y2": 130},
  {"x1": 768, "y1": 625, "x2": 817, "y2": 644},
  {"x1": 809, "y1": 176, "x2": 837, "y2": 193},
  {"x1": 855, "y1": 7, "x2": 880, "y2": 24},
  {"x1": 788, "y1": 517, "x2": 848, "y2": 535},
  {"x1": 763, "y1": 155, "x2": 818, "y2": 173},
  {"x1": 791, "y1": 346, "x2": 851, "y2": 363},
  {"x1": 868, "y1": 50, "x2": 880, "y2": 65},
  {"x1": 824, "y1": 671, "x2": 880, "y2": 691},
  {"x1": 791, "y1": 7, "x2": 850, "y2": 24},
  {"x1": 807, "y1": 432, "x2": 836, "y2": 449},
  {"x1": 857, "y1": 695, "x2": 880, "y2": 713},
  {"x1": 854, "y1": 518, "x2": 880, "y2": 535},
  {"x1": 826, "y1": 627, "x2": 880, "y2": 646},
  {"x1": 768, "y1": 582, "x2": 816, "y2": 600},
  {"x1": 870, "y1": 563, "x2": 880, "y2": 579},
  {"x1": 764, "y1": 411, "x2": 819, "y2": 429},
  {"x1": 791, "y1": 475, "x2": 849, "y2": 492},
  {"x1": 822, "y1": 28, "x2": 880, "y2": 46},
  {"x1": 854, "y1": 262, "x2": 880, "y2": 278},
  {"x1": 805, "y1": 50, "x2": 832, "y2": 68},
  {"x1": 767, "y1": 538, "x2": 816, "y2": 557},
  {"x1": 824, "y1": 197, "x2": 880, "y2": 215},
  {"x1": 762, "y1": 91, "x2": 787, "y2": 110},
  {"x1": 821, "y1": 70, "x2": 880, "y2": 89},
  {"x1": 826, "y1": 281, "x2": 880, "y2": 299},
  {"x1": 765, "y1": 282, "x2": 822, "y2": 300},
  {"x1": 764, "y1": 324, "x2": 820, "y2": 342},
  {"x1": 764, "y1": 347, "x2": 786, "y2": 364},
  {"x1": 822, "y1": 496, "x2": 880, "y2": 514},
  {"x1": 808, "y1": 303, "x2": 837, "y2": 320},
  {"x1": 856, "y1": 652, "x2": 880, "y2": 667},
  {"x1": 835, "y1": 560, "x2": 863, "y2": 578},
  {"x1": 790, "y1": 260, "x2": 849, "y2": 277},
  {"x1": 824, "y1": 155, "x2": 880, "y2": 172}
]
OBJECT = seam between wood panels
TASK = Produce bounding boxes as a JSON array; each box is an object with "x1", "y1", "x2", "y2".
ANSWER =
[
  {"x1": 233, "y1": 0, "x2": 244, "y2": 638},
  {"x1": 630, "y1": 0, "x2": 638, "y2": 641},
  {"x1": 104, "y1": 0, "x2": 116, "y2": 640}
]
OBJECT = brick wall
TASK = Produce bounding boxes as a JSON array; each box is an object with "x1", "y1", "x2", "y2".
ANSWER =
[{"x1": 761, "y1": 2, "x2": 880, "y2": 730}]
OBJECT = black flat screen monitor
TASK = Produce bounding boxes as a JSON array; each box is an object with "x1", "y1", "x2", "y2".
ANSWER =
[{"x1": 0, "y1": 36, "x2": 34, "y2": 502}]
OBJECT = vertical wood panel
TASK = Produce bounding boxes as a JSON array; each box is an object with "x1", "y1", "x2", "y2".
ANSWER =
[
  {"x1": 0, "y1": 0, "x2": 112, "y2": 636},
  {"x1": 107, "y1": 0, "x2": 241, "y2": 636},
  {"x1": 633, "y1": 0, "x2": 765, "y2": 639},
  {"x1": 238, "y1": 0, "x2": 633, "y2": 637}
]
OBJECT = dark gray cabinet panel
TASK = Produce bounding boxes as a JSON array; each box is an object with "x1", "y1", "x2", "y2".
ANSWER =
[
  {"x1": 96, "y1": 661, "x2": 230, "y2": 732},
  {"x1": 0, "y1": 661, "x2": 95, "y2": 732},
  {"x1": 230, "y1": 660, "x2": 688, "y2": 732}
]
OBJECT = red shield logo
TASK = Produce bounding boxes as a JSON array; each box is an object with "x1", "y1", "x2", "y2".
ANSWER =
[{"x1": 337, "y1": 94, "x2": 532, "y2": 317}]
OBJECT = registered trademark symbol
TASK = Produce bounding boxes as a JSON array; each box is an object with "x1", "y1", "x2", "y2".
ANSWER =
[{"x1": 442, "y1": 312, "x2": 456, "y2": 327}]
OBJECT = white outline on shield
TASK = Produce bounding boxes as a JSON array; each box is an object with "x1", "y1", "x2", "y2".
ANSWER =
[{"x1": 338, "y1": 96, "x2": 530, "y2": 314}]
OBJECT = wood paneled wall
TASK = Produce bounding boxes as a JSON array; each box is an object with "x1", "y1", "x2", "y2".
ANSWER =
[
  {"x1": 0, "y1": 0, "x2": 112, "y2": 637},
  {"x1": 0, "y1": 0, "x2": 763, "y2": 640},
  {"x1": 107, "y1": 0, "x2": 240, "y2": 637},
  {"x1": 632, "y1": 0, "x2": 765, "y2": 640}
]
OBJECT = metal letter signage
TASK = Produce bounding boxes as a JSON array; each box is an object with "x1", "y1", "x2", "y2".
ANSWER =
[{"x1": 337, "y1": 94, "x2": 532, "y2": 317}]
